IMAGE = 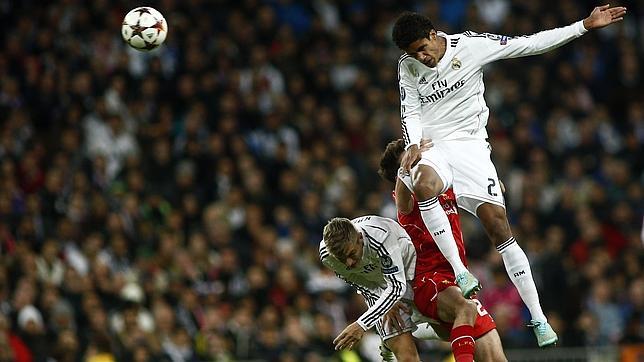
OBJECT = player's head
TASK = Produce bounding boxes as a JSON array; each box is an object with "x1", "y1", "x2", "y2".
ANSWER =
[
  {"x1": 378, "y1": 139, "x2": 406, "y2": 183},
  {"x1": 323, "y1": 218, "x2": 364, "y2": 269},
  {"x1": 392, "y1": 12, "x2": 441, "y2": 67}
]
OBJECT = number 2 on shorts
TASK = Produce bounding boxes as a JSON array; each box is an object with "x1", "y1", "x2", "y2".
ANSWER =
[
  {"x1": 487, "y1": 178, "x2": 498, "y2": 196},
  {"x1": 473, "y1": 299, "x2": 489, "y2": 317}
]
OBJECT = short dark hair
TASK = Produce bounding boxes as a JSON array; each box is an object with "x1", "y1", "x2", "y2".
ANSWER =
[
  {"x1": 392, "y1": 12, "x2": 435, "y2": 50},
  {"x1": 378, "y1": 139, "x2": 406, "y2": 183}
]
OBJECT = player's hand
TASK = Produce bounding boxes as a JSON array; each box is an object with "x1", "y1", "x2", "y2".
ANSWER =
[
  {"x1": 401, "y1": 144, "x2": 420, "y2": 171},
  {"x1": 383, "y1": 301, "x2": 411, "y2": 332},
  {"x1": 400, "y1": 139, "x2": 432, "y2": 171},
  {"x1": 419, "y1": 138, "x2": 433, "y2": 152},
  {"x1": 333, "y1": 322, "x2": 365, "y2": 350},
  {"x1": 583, "y1": 4, "x2": 626, "y2": 29}
]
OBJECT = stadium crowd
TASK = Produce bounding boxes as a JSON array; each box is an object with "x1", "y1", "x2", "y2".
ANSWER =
[{"x1": 0, "y1": 0, "x2": 642, "y2": 361}]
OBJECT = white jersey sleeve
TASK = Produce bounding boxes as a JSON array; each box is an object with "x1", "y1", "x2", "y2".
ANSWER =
[
  {"x1": 466, "y1": 20, "x2": 587, "y2": 65},
  {"x1": 355, "y1": 221, "x2": 411, "y2": 331},
  {"x1": 398, "y1": 55, "x2": 423, "y2": 148}
]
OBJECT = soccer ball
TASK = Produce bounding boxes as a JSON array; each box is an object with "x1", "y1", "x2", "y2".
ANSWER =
[{"x1": 121, "y1": 7, "x2": 168, "y2": 51}]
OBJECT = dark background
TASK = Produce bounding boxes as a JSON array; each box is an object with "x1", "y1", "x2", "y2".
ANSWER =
[{"x1": 0, "y1": 0, "x2": 642, "y2": 361}]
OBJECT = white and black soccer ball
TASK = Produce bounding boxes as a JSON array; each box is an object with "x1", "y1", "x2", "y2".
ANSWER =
[{"x1": 121, "y1": 7, "x2": 167, "y2": 51}]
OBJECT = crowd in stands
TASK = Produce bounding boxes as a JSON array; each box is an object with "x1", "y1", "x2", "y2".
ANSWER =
[{"x1": 0, "y1": 0, "x2": 642, "y2": 361}]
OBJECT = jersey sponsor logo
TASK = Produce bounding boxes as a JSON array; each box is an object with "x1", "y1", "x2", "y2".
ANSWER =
[
  {"x1": 441, "y1": 199, "x2": 458, "y2": 215},
  {"x1": 419, "y1": 79, "x2": 466, "y2": 104},
  {"x1": 433, "y1": 229, "x2": 445, "y2": 236},
  {"x1": 400, "y1": 86, "x2": 406, "y2": 100},
  {"x1": 380, "y1": 255, "x2": 399, "y2": 274}
]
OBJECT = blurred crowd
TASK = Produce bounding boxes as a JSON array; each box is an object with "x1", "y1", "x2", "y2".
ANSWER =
[{"x1": 0, "y1": 0, "x2": 642, "y2": 361}]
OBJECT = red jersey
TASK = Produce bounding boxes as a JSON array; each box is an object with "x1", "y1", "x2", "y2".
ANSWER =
[{"x1": 396, "y1": 189, "x2": 467, "y2": 277}]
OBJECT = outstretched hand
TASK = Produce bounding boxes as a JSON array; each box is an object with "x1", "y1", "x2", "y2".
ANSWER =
[
  {"x1": 583, "y1": 4, "x2": 627, "y2": 29},
  {"x1": 333, "y1": 322, "x2": 365, "y2": 350}
]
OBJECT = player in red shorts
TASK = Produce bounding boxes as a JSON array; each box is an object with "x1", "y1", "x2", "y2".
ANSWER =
[{"x1": 379, "y1": 139, "x2": 507, "y2": 362}]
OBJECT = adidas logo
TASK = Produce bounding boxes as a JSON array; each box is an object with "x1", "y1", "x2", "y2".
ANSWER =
[{"x1": 419, "y1": 76, "x2": 428, "y2": 84}]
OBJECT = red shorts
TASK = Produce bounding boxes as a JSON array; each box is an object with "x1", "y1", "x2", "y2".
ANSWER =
[{"x1": 413, "y1": 271, "x2": 496, "y2": 339}]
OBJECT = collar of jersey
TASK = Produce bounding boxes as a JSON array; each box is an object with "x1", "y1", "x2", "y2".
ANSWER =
[{"x1": 435, "y1": 31, "x2": 455, "y2": 69}]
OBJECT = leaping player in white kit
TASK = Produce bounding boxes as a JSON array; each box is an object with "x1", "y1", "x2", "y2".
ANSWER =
[{"x1": 392, "y1": 4, "x2": 626, "y2": 346}]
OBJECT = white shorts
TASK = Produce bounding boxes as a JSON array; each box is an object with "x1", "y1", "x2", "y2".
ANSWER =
[
  {"x1": 375, "y1": 299, "x2": 415, "y2": 341},
  {"x1": 415, "y1": 138, "x2": 505, "y2": 216}
]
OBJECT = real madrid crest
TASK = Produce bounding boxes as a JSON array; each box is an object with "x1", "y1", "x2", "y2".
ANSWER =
[{"x1": 451, "y1": 57, "x2": 461, "y2": 70}]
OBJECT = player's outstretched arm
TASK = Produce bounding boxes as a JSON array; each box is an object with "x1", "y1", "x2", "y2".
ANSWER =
[
  {"x1": 471, "y1": 4, "x2": 626, "y2": 65},
  {"x1": 583, "y1": 4, "x2": 627, "y2": 29}
]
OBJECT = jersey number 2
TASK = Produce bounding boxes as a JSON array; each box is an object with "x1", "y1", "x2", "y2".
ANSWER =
[
  {"x1": 487, "y1": 178, "x2": 498, "y2": 197},
  {"x1": 473, "y1": 299, "x2": 489, "y2": 317}
]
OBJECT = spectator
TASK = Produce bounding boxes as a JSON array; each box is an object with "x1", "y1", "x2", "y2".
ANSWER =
[{"x1": 0, "y1": 1, "x2": 641, "y2": 360}]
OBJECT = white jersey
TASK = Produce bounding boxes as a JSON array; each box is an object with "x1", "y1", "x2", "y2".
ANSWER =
[
  {"x1": 319, "y1": 215, "x2": 417, "y2": 331},
  {"x1": 398, "y1": 20, "x2": 587, "y2": 146}
]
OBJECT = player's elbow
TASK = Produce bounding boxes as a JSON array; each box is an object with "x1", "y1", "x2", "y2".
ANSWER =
[{"x1": 455, "y1": 299, "x2": 478, "y2": 326}]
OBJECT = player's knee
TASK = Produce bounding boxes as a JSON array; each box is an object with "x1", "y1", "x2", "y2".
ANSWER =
[
  {"x1": 412, "y1": 174, "x2": 441, "y2": 200},
  {"x1": 455, "y1": 299, "x2": 478, "y2": 323},
  {"x1": 388, "y1": 344, "x2": 418, "y2": 362}
]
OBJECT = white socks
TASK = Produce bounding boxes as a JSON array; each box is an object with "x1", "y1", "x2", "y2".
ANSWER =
[
  {"x1": 497, "y1": 237, "x2": 547, "y2": 322},
  {"x1": 419, "y1": 197, "x2": 468, "y2": 276}
]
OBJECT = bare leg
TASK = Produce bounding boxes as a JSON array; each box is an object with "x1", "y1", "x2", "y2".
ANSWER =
[
  {"x1": 436, "y1": 286, "x2": 477, "y2": 326},
  {"x1": 473, "y1": 329, "x2": 507, "y2": 362},
  {"x1": 385, "y1": 332, "x2": 420, "y2": 362},
  {"x1": 436, "y1": 286, "x2": 477, "y2": 362},
  {"x1": 477, "y1": 203, "x2": 556, "y2": 346}
]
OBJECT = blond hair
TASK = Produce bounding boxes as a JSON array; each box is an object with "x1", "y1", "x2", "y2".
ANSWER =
[{"x1": 323, "y1": 217, "x2": 358, "y2": 261}]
